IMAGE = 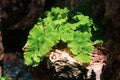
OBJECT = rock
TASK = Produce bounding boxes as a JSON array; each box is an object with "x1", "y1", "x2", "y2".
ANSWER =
[
  {"x1": 3, "y1": 52, "x2": 32, "y2": 80},
  {"x1": 0, "y1": 0, "x2": 46, "y2": 52},
  {"x1": 49, "y1": 49, "x2": 96, "y2": 80},
  {"x1": 91, "y1": 0, "x2": 120, "y2": 80}
]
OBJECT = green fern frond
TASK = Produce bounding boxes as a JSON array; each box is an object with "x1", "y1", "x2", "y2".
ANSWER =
[{"x1": 24, "y1": 7, "x2": 103, "y2": 67}]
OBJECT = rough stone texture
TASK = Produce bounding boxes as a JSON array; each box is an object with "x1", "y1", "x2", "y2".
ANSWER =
[
  {"x1": 0, "y1": 0, "x2": 46, "y2": 52},
  {"x1": 104, "y1": 0, "x2": 120, "y2": 28},
  {"x1": 91, "y1": 0, "x2": 120, "y2": 80},
  {"x1": 0, "y1": 31, "x2": 3, "y2": 76},
  {"x1": 3, "y1": 53, "x2": 32, "y2": 80},
  {"x1": 87, "y1": 48, "x2": 107, "y2": 80},
  {"x1": 49, "y1": 49, "x2": 98, "y2": 80}
]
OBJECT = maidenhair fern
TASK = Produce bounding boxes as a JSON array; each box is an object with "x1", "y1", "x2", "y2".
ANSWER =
[
  {"x1": 24, "y1": 7, "x2": 102, "y2": 67},
  {"x1": 0, "y1": 75, "x2": 10, "y2": 80},
  {"x1": 0, "y1": 77, "x2": 7, "y2": 80}
]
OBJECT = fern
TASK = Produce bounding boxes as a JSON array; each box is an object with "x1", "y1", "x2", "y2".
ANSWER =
[
  {"x1": 0, "y1": 77, "x2": 7, "y2": 80},
  {"x1": 0, "y1": 75, "x2": 10, "y2": 80},
  {"x1": 24, "y1": 7, "x2": 102, "y2": 67}
]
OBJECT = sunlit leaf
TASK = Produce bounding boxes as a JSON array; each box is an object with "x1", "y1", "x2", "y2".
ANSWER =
[
  {"x1": 93, "y1": 40, "x2": 103, "y2": 45},
  {"x1": 75, "y1": 52, "x2": 92, "y2": 63}
]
